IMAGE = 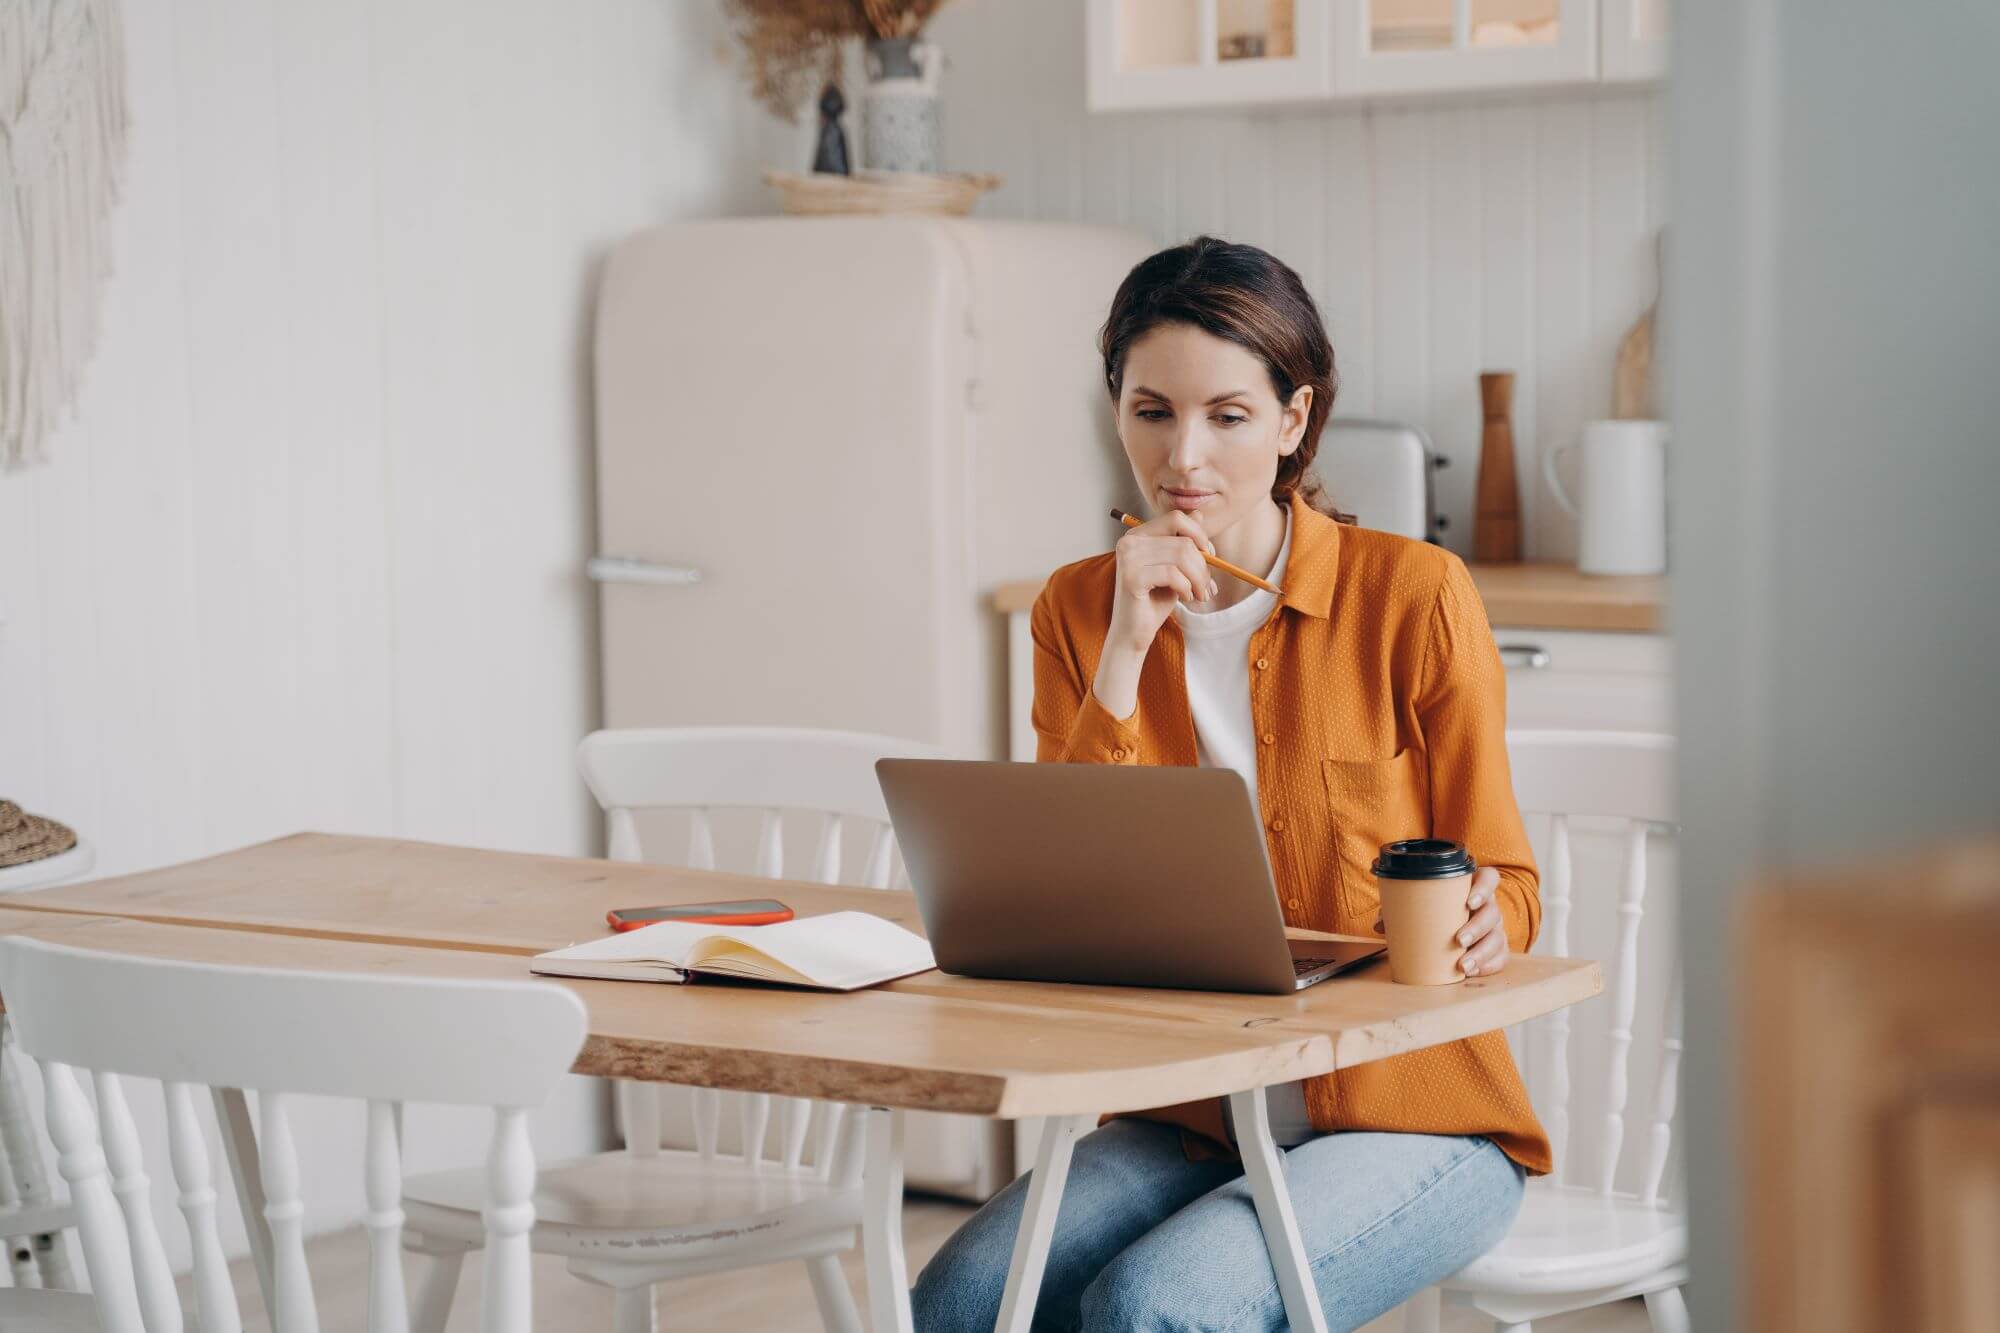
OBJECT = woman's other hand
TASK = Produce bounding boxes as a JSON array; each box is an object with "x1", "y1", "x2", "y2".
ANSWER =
[
  {"x1": 1091, "y1": 511, "x2": 1215, "y2": 719},
  {"x1": 1370, "y1": 865, "x2": 1510, "y2": 977}
]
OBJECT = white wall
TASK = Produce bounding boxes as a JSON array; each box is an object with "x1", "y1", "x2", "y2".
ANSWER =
[
  {"x1": 1669, "y1": 1, "x2": 2000, "y2": 1327},
  {"x1": 928, "y1": 0, "x2": 1666, "y2": 562},
  {"x1": 0, "y1": 0, "x2": 786, "y2": 1261}
]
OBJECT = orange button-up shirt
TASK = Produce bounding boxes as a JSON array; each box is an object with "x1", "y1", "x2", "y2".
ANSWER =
[{"x1": 1030, "y1": 491, "x2": 1551, "y2": 1175}]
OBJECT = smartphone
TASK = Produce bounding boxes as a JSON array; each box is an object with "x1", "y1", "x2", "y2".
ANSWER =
[{"x1": 605, "y1": 899, "x2": 794, "y2": 931}]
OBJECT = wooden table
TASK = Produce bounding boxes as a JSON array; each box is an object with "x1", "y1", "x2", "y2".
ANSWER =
[{"x1": 3, "y1": 834, "x2": 1602, "y2": 1332}]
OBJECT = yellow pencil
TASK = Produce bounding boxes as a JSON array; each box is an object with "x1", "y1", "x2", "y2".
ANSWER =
[{"x1": 1110, "y1": 508, "x2": 1283, "y2": 596}]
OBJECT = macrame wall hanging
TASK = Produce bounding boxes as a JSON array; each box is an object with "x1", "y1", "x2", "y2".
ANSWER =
[{"x1": 1, "y1": 0, "x2": 128, "y2": 471}]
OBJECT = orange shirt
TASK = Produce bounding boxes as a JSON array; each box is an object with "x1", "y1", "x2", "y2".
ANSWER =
[{"x1": 1030, "y1": 491, "x2": 1551, "y2": 1175}]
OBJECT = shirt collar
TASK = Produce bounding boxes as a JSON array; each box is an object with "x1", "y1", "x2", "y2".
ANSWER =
[{"x1": 1276, "y1": 489, "x2": 1343, "y2": 619}]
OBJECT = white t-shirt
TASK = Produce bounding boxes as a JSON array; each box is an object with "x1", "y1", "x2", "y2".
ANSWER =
[{"x1": 1173, "y1": 509, "x2": 1316, "y2": 1147}]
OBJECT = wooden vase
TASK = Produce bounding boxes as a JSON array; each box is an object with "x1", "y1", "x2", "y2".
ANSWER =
[{"x1": 1475, "y1": 371, "x2": 1523, "y2": 563}]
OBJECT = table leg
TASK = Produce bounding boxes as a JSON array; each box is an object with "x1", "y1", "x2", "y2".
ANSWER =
[
  {"x1": 1228, "y1": 1086, "x2": 1328, "y2": 1333},
  {"x1": 213, "y1": 1088, "x2": 276, "y2": 1316},
  {"x1": 0, "y1": 1016, "x2": 73, "y2": 1288},
  {"x1": 995, "y1": 1111, "x2": 1090, "y2": 1333},
  {"x1": 860, "y1": 1106, "x2": 912, "y2": 1333}
]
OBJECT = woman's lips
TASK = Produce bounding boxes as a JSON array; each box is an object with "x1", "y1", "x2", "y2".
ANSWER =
[{"x1": 1162, "y1": 488, "x2": 1216, "y2": 511}]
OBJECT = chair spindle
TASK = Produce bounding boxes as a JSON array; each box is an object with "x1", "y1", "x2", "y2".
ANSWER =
[
  {"x1": 166, "y1": 1080, "x2": 242, "y2": 1333},
  {"x1": 1596, "y1": 821, "x2": 1651, "y2": 1196},
  {"x1": 365, "y1": 1100, "x2": 411, "y2": 1333},
  {"x1": 95, "y1": 1071, "x2": 180, "y2": 1332}
]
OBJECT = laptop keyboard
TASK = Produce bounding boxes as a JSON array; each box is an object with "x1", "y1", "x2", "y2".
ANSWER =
[{"x1": 1293, "y1": 956, "x2": 1335, "y2": 975}]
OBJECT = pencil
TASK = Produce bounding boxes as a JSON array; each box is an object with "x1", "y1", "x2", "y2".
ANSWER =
[{"x1": 1110, "y1": 508, "x2": 1284, "y2": 596}]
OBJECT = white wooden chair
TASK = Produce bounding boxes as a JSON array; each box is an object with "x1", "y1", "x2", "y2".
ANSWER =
[
  {"x1": 0, "y1": 932, "x2": 588, "y2": 1333},
  {"x1": 0, "y1": 839, "x2": 96, "y2": 1310},
  {"x1": 400, "y1": 725, "x2": 941, "y2": 1333},
  {"x1": 1405, "y1": 729, "x2": 1687, "y2": 1333}
]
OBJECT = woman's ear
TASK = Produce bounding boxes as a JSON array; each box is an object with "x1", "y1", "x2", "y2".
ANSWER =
[{"x1": 1278, "y1": 384, "x2": 1314, "y2": 457}]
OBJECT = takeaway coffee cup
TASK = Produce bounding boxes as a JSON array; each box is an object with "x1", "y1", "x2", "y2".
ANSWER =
[{"x1": 1372, "y1": 839, "x2": 1477, "y2": 986}]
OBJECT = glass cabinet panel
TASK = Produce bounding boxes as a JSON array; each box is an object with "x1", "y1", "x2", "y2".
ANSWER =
[
  {"x1": 1368, "y1": 0, "x2": 1453, "y2": 52},
  {"x1": 1117, "y1": 0, "x2": 1202, "y2": 69},
  {"x1": 1217, "y1": 0, "x2": 1297, "y2": 61},
  {"x1": 1470, "y1": 0, "x2": 1559, "y2": 46}
]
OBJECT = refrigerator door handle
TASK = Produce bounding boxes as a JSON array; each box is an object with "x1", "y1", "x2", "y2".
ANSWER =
[{"x1": 587, "y1": 556, "x2": 703, "y2": 586}]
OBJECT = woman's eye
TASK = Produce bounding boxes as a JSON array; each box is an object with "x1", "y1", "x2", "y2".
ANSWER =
[
  {"x1": 1214, "y1": 414, "x2": 1248, "y2": 427},
  {"x1": 1136, "y1": 408, "x2": 1171, "y2": 422}
]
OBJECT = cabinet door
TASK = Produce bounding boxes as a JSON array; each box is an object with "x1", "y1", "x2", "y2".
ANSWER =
[
  {"x1": 1329, "y1": 0, "x2": 1596, "y2": 96},
  {"x1": 1088, "y1": 0, "x2": 1332, "y2": 111},
  {"x1": 1600, "y1": 0, "x2": 1667, "y2": 81},
  {"x1": 1494, "y1": 629, "x2": 1673, "y2": 733}
]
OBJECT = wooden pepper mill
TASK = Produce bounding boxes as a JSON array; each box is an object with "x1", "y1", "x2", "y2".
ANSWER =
[{"x1": 1474, "y1": 371, "x2": 1523, "y2": 563}]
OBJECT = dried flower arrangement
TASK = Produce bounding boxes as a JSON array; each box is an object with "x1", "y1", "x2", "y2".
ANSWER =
[{"x1": 724, "y1": 0, "x2": 953, "y2": 121}]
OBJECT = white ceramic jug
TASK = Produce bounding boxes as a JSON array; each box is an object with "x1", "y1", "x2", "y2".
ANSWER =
[
  {"x1": 862, "y1": 39, "x2": 943, "y2": 174},
  {"x1": 1543, "y1": 420, "x2": 1669, "y2": 575}
]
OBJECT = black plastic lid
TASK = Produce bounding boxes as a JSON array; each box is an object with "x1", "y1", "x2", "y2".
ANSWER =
[{"x1": 1371, "y1": 838, "x2": 1476, "y2": 880}]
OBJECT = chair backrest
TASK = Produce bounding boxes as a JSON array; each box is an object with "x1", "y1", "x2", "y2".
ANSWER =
[
  {"x1": 579, "y1": 725, "x2": 942, "y2": 887},
  {"x1": 0, "y1": 936, "x2": 588, "y2": 1333},
  {"x1": 577, "y1": 726, "x2": 942, "y2": 1175},
  {"x1": 1505, "y1": 729, "x2": 1681, "y2": 1206}
]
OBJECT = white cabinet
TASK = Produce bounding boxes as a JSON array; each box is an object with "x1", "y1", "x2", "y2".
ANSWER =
[
  {"x1": 1329, "y1": 0, "x2": 1597, "y2": 97},
  {"x1": 1086, "y1": 0, "x2": 1661, "y2": 110},
  {"x1": 1493, "y1": 627, "x2": 1672, "y2": 732},
  {"x1": 1598, "y1": 0, "x2": 1668, "y2": 82},
  {"x1": 1088, "y1": 0, "x2": 1333, "y2": 110}
]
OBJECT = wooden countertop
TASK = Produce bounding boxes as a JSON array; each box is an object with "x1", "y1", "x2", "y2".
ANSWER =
[{"x1": 991, "y1": 560, "x2": 1664, "y2": 633}]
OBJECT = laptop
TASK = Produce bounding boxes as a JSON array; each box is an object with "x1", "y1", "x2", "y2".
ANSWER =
[{"x1": 874, "y1": 759, "x2": 1386, "y2": 995}]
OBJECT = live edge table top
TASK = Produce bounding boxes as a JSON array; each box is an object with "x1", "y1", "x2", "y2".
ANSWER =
[{"x1": 0, "y1": 833, "x2": 1601, "y2": 1119}]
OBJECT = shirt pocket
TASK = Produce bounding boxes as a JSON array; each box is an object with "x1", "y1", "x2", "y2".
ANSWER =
[{"x1": 1321, "y1": 749, "x2": 1430, "y2": 927}]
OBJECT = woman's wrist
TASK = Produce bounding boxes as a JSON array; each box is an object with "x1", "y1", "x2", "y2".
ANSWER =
[{"x1": 1091, "y1": 643, "x2": 1147, "y2": 723}]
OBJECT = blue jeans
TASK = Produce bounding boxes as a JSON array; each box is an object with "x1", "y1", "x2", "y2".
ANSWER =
[{"x1": 911, "y1": 1119, "x2": 1523, "y2": 1333}]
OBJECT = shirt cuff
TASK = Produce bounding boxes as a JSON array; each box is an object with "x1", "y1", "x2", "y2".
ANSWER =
[{"x1": 1059, "y1": 692, "x2": 1143, "y2": 764}]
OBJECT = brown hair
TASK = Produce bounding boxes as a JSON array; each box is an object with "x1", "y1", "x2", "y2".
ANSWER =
[{"x1": 1098, "y1": 236, "x2": 1352, "y2": 521}]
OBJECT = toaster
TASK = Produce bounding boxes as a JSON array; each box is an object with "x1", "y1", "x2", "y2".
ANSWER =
[{"x1": 1314, "y1": 417, "x2": 1448, "y2": 543}]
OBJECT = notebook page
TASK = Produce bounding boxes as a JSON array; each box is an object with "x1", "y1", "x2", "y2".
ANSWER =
[
  {"x1": 683, "y1": 911, "x2": 935, "y2": 990},
  {"x1": 530, "y1": 920, "x2": 706, "y2": 967}
]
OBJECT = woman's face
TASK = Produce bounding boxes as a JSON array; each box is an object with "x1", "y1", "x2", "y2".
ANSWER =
[{"x1": 1114, "y1": 322, "x2": 1312, "y2": 539}]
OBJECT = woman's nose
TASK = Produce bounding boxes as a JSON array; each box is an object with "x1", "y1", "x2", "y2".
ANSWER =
[{"x1": 1166, "y1": 423, "x2": 1206, "y2": 472}]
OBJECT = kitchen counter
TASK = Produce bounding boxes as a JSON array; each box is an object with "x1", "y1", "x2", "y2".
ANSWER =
[{"x1": 990, "y1": 561, "x2": 1665, "y2": 633}]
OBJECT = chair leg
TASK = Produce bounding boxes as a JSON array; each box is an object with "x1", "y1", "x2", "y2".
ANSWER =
[
  {"x1": 1400, "y1": 1285, "x2": 1442, "y2": 1333},
  {"x1": 804, "y1": 1253, "x2": 864, "y2": 1333},
  {"x1": 613, "y1": 1284, "x2": 658, "y2": 1333},
  {"x1": 408, "y1": 1248, "x2": 464, "y2": 1333},
  {"x1": 1644, "y1": 1286, "x2": 1692, "y2": 1333}
]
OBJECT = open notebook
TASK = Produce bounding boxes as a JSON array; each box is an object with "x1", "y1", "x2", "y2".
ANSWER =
[{"x1": 528, "y1": 911, "x2": 936, "y2": 991}]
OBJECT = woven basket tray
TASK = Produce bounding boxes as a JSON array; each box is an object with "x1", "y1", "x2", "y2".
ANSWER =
[
  {"x1": 765, "y1": 169, "x2": 1003, "y2": 217},
  {"x1": 0, "y1": 800, "x2": 78, "y2": 869}
]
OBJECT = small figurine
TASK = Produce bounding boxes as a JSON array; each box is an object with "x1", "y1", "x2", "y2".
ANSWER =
[{"x1": 812, "y1": 83, "x2": 851, "y2": 176}]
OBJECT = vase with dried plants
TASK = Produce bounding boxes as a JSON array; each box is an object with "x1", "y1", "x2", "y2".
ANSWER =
[{"x1": 725, "y1": 0, "x2": 954, "y2": 174}]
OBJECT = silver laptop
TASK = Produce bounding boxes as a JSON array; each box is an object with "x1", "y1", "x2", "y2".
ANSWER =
[{"x1": 875, "y1": 759, "x2": 1385, "y2": 995}]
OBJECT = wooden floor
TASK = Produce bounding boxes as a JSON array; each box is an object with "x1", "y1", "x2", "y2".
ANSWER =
[{"x1": 184, "y1": 1195, "x2": 1654, "y2": 1331}]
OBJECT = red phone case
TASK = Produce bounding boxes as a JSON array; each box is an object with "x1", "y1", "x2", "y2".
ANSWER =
[{"x1": 606, "y1": 902, "x2": 794, "y2": 932}]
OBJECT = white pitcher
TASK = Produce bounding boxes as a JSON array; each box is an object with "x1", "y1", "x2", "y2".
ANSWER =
[
  {"x1": 1543, "y1": 420, "x2": 1669, "y2": 575},
  {"x1": 862, "y1": 39, "x2": 943, "y2": 174}
]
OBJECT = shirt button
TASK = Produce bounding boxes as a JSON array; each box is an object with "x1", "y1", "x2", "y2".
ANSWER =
[
  {"x1": 1269, "y1": 818, "x2": 1286, "y2": 833},
  {"x1": 1255, "y1": 657, "x2": 1269, "y2": 670},
  {"x1": 1261, "y1": 732, "x2": 1276, "y2": 746},
  {"x1": 1287, "y1": 897, "x2": 1303, "y2": 910},
  {"x1": 1111, "y1": 748, "x2": 1127, "y2": 761}
]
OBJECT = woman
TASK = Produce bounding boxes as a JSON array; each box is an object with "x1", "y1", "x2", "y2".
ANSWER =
[{"x1": 910, "y1": 237, "x2": 1548, "y2": 1332}]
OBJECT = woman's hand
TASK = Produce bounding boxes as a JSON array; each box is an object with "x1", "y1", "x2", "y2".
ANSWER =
[
  {"x1": 1371, "y1": 866, "x2": 1510, "y2": 977},
  {"x1": 1091, "y1": 511, "x2": 1216, "y2": 719}
]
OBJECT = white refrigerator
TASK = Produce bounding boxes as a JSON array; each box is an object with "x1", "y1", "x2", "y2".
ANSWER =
[{"x1": 591, "y1": 217, "x2": 1156, "y2": 1198}]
